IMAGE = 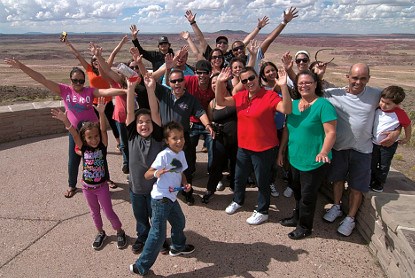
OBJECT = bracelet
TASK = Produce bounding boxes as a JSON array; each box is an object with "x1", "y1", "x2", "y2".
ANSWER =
[
  {"x1": 190, "y1": 21, "x2": 196, "y2": 25},
  {"x1": 205, "y1": 123, "x2": 211, "y2": 130},
  {"x1": 65, "y1": 124, "x2": 72, "y2": 130},
  {"x1": 257, "y1": 26, "x2": 262, "y2": 30},
  {"x1": 281, "y1": 21, "x2": 287, "y2": 26},
  {"x1": 153, "y1": 170, "x2": 159, "y2": 178}
]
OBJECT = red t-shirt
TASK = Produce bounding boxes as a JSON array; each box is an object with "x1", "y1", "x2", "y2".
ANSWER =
[
  {"x1": 185, "y1": 75, "x2": 214, "y2": 123},
  {"x1": 233, "y1": 88, "x2": 281, "y2": 151},
  {"x1": 110, "y1": 81, "x2": 127, "y2": 123}
]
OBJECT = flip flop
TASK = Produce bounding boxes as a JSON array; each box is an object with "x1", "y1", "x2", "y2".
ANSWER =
[
  {"x1": 64, "y1": 188, "x2": 77, "y2": 198},
  {"x1": 108, "y1": 180, "x2": 117, "y2": 189}
]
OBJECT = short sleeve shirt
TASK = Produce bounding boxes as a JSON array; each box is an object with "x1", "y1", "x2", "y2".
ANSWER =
[{"x1": 81, "y1": 142, "x2": 109, "y2": 186}]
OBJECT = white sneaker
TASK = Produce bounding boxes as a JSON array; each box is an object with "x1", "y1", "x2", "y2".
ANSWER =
[
  {"x1": 216, "y1": 181, "x2": 225, "y2": 191},
  {"x1": 337, "y1": 216, "x2": 356, "y2": 236},
  {"x1": 225, "y1": 201, "x2": 242, "y2": 215},
  {"x1": 246, "y1": 210, "x2": 269, "y2": 225},
  {"x1": 323, "y1": 205, "x2": 343, "y2": 222},
  {"x1": 270, "y1": 183, "x2": 279, "y2": 197},
  {"x1": 283, "y1": 186, "x2": 293, "y2": 198}
]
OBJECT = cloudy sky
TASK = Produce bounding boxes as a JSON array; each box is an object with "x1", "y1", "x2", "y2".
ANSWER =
[{"x1": 0, "y1": 0, "x2": 414, "y2": 34}]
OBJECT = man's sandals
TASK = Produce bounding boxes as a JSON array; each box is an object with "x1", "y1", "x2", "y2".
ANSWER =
[{"x1": 64, "y1": 188, "x2": 78, "y2": 198}]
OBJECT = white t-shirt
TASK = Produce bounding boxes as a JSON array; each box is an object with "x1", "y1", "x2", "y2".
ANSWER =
[{"x1": 150, "y1": 148, "x2": 188, "y2": 202}]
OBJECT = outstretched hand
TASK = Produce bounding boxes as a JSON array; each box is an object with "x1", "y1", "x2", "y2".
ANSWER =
[
  {"x1": 217, "y1": 67, "x2": 232, "y2": 83},
  {"x1": 276, "y1": 68, "x2": 287, "y2": 87},
  {"x1": 185, "y1": 10, "x2": 196, "y2": 23},
  {"x1": 283, "y1": 7, "x2": 299, "y2": 23},
  {"x1": 247, "y1": 40, "x2": 259, "y2": 55},
  {"x1": 130, "y1": 47, "x2": 143, "y2": 64},
  {"x1": 4, "y1": 57, "x2": 22, "y2": 69},
  {"x1": 130, "y1": 25, "x2": 139, "y2": 40},
  {"x1": 281, "y1": 52, "x2": 293, "y2": 71},
  {"x1": 95, "y1": 97, "x2": 106, "y2": 114},
  {"x1": 143, "y1": 73, "x2": 156, "y2": 91},
  {"x1": 180, "y1": 31, "x2": 190, "y2": 40},
  {"x1": 89, "y1": 42, "x2": 102, "y2": 57},
  {"x1": 257, "y1": 16, "x2": 270, "y2": 29},
  {"x1": 51, "y1": 108, "x2": 70, "y2": 125}
]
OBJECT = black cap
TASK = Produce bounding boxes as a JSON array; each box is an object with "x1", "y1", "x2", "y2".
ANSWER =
[
  {"x1": 158, "y1": 36, "x2": 170, "y2": 45},
  {"x1": 195, "y1": 60, "x2": 212, "y2": 73},
  {"x1": 216, "y1": 36, "x2": 228, "y2": 44}
]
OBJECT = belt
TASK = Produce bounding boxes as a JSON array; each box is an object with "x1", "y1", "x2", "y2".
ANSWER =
[{"x1": 82, "y1": 181, "x2": 106, "y2": 190}]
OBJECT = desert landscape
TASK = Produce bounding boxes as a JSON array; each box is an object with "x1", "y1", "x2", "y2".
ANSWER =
[{"x1": 0, "y1": 32, "x2": 415, "y2": 178}]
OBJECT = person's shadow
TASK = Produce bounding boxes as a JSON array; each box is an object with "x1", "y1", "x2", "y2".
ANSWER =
[{"x1": 163, "y1": 230, "x2": 308, "y2": 278}]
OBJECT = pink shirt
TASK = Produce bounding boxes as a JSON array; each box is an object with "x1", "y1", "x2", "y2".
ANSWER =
[
  {"x1": 59, "y1": 84, "x2": 98, "y2": 128},
  {"x1": 233, "y1": 88, "x2": 281, "y2": 152},
  {"x1": 110, "y1": 82, "x2": 127, "y2": 123}
]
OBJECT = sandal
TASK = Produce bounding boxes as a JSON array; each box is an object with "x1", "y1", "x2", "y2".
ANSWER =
[
  {"x1": 288, "y1": 227, "x2": 312, "y2": 240},
  {"x1": 279, "y1": 217, "x2": 298, "y2": 227},
  {"x1": 64, "y1": 188, "x2": 77, "y2": 198},
  {"x1": 108, "y1": 180, "x2": 117, "y2": 189}
]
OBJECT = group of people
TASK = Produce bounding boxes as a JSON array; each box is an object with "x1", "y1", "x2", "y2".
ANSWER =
[{"x1": 4, "y1": 6, "x2": 412, "y2": 276}]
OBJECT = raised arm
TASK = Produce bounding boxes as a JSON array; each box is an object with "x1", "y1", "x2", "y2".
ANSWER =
[
  {"x1": 64, "y1": 40, "x2": 90, "y2": 70},
  {"x1": 260, "y1": 7, "x2": 298, "y2": 54},
  {"x1": 143, "y1": 74, "x2": 162, "y2": 126},
  {"x1": 180, "y1": 31, "x2": 204, "y2": 61},
  {"x1": 130, "y1": 25, "x2": 153, "y2": 62},
  {"x1": 4, "y1": 58, "x2": 60, "y2": 94},
  {"x1": 90, "y1": 43, "x2": 123, "y2": 84},
  {"x1": 275, "y1": 68, "x2": 292, "y2": 114},
  {"x1": 51, "y1": 108, "x2": 83, "y2": 147},
  {"x1": 242, "y1": 16, "x2": 270, "y2": 45},
  {"x1": 125, "y1": 78, "x2": 139, "y2": 126},
  {"x1": 215, "y1": 67, "x2": 235, "y2": 107},
  {"x1": 95, "y1": 97, "x2": 108, "y2": 146},
  {"x1": 185, "y1": 10, "x2": 209, "y2": 54},
  {"x1": 107, "y1": 35, "x2": 129, "y2": 67},
  {"x1": 281, "y1": 52, "x2": 296, "y2": 82},
  {"x1": 246, "y1": 40, "x2": 259, "y2": 68}
]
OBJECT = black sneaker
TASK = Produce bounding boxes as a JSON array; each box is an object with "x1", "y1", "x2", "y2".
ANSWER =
[
  {"x1": 132, "y1": 238, "x2": 144, "y2": 254},
  {"x1": 185, "y1": 194, "x2": 195, "y2": 206},
  {"x1": 117, "y1": 230, "x2": 127, "y2": 249},
  {"x1": 370, "y1": 181, "x2": 384, "y2": 192},
  {"x1": 92, "y1": 231, "x2": 106, "y2": 250},
  {"x1": 201, "y1": 191, "x2": 214, "y2": 204},
  {"x1": 160, "y1": 240, "x2": 170, "y2": 255},
  {"x1": 122, "y1": 164, "x2": 129, "y2": 174},
  {"x1": 129, "y1": 264, "x2": 146, "y2": 276},
  {"x1": 169, "y1": 244, "x2": 195, "y2": 257}
]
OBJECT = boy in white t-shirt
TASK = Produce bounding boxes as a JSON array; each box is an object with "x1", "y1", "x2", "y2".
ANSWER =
[
  {"x1": 129, "y1": 121, "x2": 195, "y2": 276},
  {"x1": 371, "y1": 85, "x2": 412, "y2": 192}
]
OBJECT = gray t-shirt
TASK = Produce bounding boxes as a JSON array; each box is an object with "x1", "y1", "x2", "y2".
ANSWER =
[
  {"x1": 127, "y1": 121, "x2": 163, "y2": 195},
  {"x1": 324, "y1": 86, "x2": 381, "y2": 153}
]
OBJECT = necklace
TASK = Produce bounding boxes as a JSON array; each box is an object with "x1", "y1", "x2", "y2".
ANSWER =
[{"x1": 298, "y1": 98, "x2": 317, "y2": 112}]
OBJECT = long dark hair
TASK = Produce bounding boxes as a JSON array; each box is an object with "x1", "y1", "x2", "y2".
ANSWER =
[
  {"x1": 208, "y1": 48, "x2": 225, "y2": 69},
  {"x1": 69, "y1": 67, "x2": 85, "y2": 79},
  {"x1": 79, "y1": 121, "x2": 101, "y2": 147},
  {"x1": 259, "y1": 61, "x2": 279, "y2": 83}
]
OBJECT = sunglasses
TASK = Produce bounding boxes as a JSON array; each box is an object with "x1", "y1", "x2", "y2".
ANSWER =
[
  {"x1": 71, "y1": 79, "x2": 85, "y2": 85},
  {"x1": 196, "y1": 71, "x2": 209, "y2": 75},
  {"x1": 295, "y1": 58, "x2": 309, "y2": 64},
  {"x1": 241, "y1": 75, "x2": 256, "y2": 84},
  {"x1": 217, "y1": 41, "x2": 228, "y2": 45},
  {"x1": 129, "y1": 65, "x2": 139, "y2": 70},
  {"x1": 211, "y1": 55, "x2": 223, "y2": 60},
  {"x1": 232, "y1": 45, "x2": 245, "y2": 52},
  {"x1": 169, "y1": 78, "x2": 184, "y2": 84}
]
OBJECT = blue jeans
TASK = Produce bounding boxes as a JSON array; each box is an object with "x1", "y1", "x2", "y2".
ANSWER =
[
  {"x1": 115, "y1": 121, "x2": 128, "y2": 168},
  {"x1": 129, "y1": 190, "x2": 152, "y2": 243},
  {"x1": 189, "y1": 122, "x2": 213, "y2": 172},
  {"x1": 233, "y1": 147, "x2": 278, "y2": 214},
  {"x1": 134, "y1": 197, "x2": 187, "y2": 274},
  {"x1": 68, "y1": 133, "x2": 81, "y2": 188},
  {"x1": 371, "y1": 142, "x2": 398, "y2": 184}
]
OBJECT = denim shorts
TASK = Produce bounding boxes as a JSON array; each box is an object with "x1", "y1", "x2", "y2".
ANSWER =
[{"x1": 328, "y1": 149, "x2": 372, "y2": 193}]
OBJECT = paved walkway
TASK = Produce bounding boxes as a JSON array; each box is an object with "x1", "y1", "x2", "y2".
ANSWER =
[{"x1": 0, "y1": 134, "x2": 384, "y2": 277}]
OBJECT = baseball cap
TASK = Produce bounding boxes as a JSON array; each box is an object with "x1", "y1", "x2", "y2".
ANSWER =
[
  {"x1": 195, "y1": 60, "x2": 212, "y2": 73},
  {"x1": 295, "y1": 50, "x2": 310, "y2": 59},
  {"x1": 158, "y1": 36, "x2": 170, "y2": 45},
  {"x1": 216, "y1": 36, "x2": 229, "y2": 44}
]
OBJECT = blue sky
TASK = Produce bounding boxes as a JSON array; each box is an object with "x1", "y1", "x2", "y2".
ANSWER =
[{"x1": 0, "y1": 0, "x2": 414, "y2": 34}]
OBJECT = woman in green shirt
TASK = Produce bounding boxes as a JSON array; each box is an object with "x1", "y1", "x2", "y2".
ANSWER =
[{"x1": 277, "y1": 70, "x2": 337, "y2": 239}]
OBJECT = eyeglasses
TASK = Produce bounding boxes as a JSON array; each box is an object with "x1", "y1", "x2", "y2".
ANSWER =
[
  {"x1": 217, "y1": 41, "x2": 228, "y2": 45},
  {"x1": 169, "y1": 78, "x2": 184, "y2": 84},
  {"x1": 297, "y1": 81, "x2": 314, "y2": 87},
  {"x1": 130, "y1": 65, "x2": 139, "y2": 70},
  {"x1": 196, "y1": 71, "x2": 209, "y2": 75},
  {"x1": 241, "y1": 75, "x2": 256, "y2": 84},
  {"x1": 232, "y1": 45, "x2": 244, "y2": 52},
  {"x1": 295, "y1": 58, "x2": 309, "y2": 64},
  {"x1": 211, "y1": 55, "x2": 223, "y2": 60},
  {"x1": 71, "y1": 79, "x2": 85, "y2": 84}
]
